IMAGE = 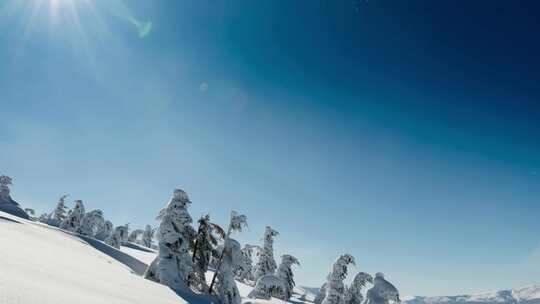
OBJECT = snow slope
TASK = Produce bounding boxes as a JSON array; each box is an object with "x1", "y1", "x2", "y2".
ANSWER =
[
  {"x1": 0, "y1": 210, "x2": 313, "y2": 304},
  {"x1": 0, "y1": 211, "x2": 182, "y2": 304},
  {"x1": 2, "y1": 209, "x2": 537, "y2": 304}
]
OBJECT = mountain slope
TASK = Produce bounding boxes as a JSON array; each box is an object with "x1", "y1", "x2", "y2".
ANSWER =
[
  {"x1": 404, "y1": 286, "x2": 540, "y2": 304},
  {"x1": 0, "y1": 211, "x2": 183, "y2": 304},
  {"x1": 0, "y1": 211, "x2": 311, "y2": 304}
]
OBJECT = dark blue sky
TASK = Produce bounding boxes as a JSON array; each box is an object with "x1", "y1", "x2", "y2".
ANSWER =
[
  {"x1": 1, "y1": 0, "x2": 539, "y2": 296},
  {"x1": 149, "y1": 0, "x2": 540, "y2": 166}
]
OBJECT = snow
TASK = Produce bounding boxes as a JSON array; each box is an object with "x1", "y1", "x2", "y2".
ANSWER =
[
  {"x1": 403, "y1": 286, "x2": 540, "y2": 304},
  {"x1": 2, "y1": 209, "x2": 538, "y2": 304},
  {"x1": 0, "y1": 211, "x2": 182, "y2": 304},
  {"x1": 0, "y1": 210, "x2": 314, "y2": 304}
]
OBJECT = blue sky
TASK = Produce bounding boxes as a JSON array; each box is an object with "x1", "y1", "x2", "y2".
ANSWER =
[{"x1": 1, "y1": 0, "x2": 539, "y2": 296}]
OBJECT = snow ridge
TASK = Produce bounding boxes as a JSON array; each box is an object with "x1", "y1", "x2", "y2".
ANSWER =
[{"x1": 404, "y1": 286, "x2": 540, "y2": 304}]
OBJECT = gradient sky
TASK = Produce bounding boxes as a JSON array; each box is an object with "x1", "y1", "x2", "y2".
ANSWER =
[{"x1": 1, "y1": 0, "x2": 539, "y2": 296}]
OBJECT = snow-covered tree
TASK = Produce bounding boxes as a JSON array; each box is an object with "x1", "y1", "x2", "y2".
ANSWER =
[
  {"x1": 141, "y1": 225, "x2": 155, "y2": 248},
  {"x1": 190, "y1": 214, "x2": 225, "y2": 292},
  {"x1": 79, "y1": 210, "x2": 105, "y2": 237},
  {"x1": 345, "y1": 272, "x2": 373, "y2": 304},
  {"x1": 319, "y1": 254, "x2": 356, "y2": 304},
  {"x1": 128, "y1": 229, "x2": 144, "y2": 243},
  {"x1": 144, "y1": 189, "x2": 195, "y2": 291},
  {"x1": 49, "y1": 194, "x2": 68, "y2": 227},
  {"x1": 365, "y1": 273, "x2": 400, "y2": 304},
  {"x1": 315, "y1": 283, "x2": 328, "y2": 304},
  {"x1": 0, "y1": 175, "x2": 12, "y2": 201},
  {"x1": 209, "y1": 210, "x2": 248, "y2": 295},
  {"x1": 0, "y1": 175, "x2": 29, "y2": 219},
  {"x1": 38, "y1": 213, "x2": 50, "y2": 223},
  {"x1": 249, "y1": 254, "x2": 299, "y2": 300},
  {"x1": 60, "y1": 200, "x2": 85, "y2": 232},
  {"x1": 248, "y1": 274, "x2": 287, "y2": 300},
  {"x1": 106, "y1": 225, "x2": 128, "y2": 249},
  {"x1": 95, "y1": 220, "x2": 113, "y2": 241},
  {"x1": 24, "y1": 208, "x2": 35, "y2": 218},
  {"x1": 253, "y1": 226, "x2": 279, "y2": 281},
  {"x1": 277, "y1": 254, "x2": 300, "y2": 300},
  {"x1": 234, "y1": 244, "x2": 259, "y2": 284},
  {"x1": 215, "y1": 238, "x2": 243, "y2": 304}
]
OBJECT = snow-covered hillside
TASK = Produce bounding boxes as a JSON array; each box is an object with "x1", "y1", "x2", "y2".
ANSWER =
[
  {"x1": 1, "y1": 209, "x2": 538, "y2": 304},
  {"x1": 403, "y1": 286, "x2": 540, "y2": 304},
  {"x1": 0, "y1": 210, "x2": 313, "y2": 304}
]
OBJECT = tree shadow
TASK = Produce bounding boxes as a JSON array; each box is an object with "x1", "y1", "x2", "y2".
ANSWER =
[
  {"x1": 77, "y1": 235, "x2": 149, "y2": 276},
  {"x1": 168, "y1": 287, "x2": 217, "y2": 304},
  {"x1": 0, "y1": 215, "x2": 21, "y2": 223},
  {"x1": 122, "y1": 242, "x2": 155, "y2": 253}
]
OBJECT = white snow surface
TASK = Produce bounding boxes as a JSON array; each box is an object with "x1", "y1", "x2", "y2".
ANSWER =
[
  {"x1": 0, "y1": 211, "x2": 314, "y2": 304},
  {"x1": 2, "y1": 210, "x2": 538, "y2": 304}
]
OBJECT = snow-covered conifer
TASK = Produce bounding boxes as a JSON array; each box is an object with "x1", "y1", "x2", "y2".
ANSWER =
[
  {"x1": 60, "y1": 200, "x2": 85, "y2": 232},
  {"x1": 345, "y1": 272, "x2": 373, "y2": 304},
  {"x1": 365, "y1": 273, "x2": 400, "y2": 304},
  {"x1": 215, "y1": 238, "x2": 243, "y2": 304},
  {"x1": 49, "y1": 194, "x2": 68, "y2": 227},
  {"x1": 277, "y1": 254, "x2": 300, "y2": 300},
  {"x1": 320, "y1": 254, "x2": 355, "y2": 304},
  {"x1": 106, "y1": 225, "x2": 128, "y2": 249},
  {"x1": 79, "y1": 210, "x2": 105, "y2": 237},
  {"x1": 190, "y1": 214, "x2": 225, "y2": 292},
  {"x1": 208, "y1": 210, "x2": 248, "y2": 295},
  {"x1": 253, "y1": 226, "x2": 279, "y2": 281},
  {"x1": 144, "y1": 189, "x2": 195, "y2": 291},
  {"x1": 314, "y1": 283, "x2": 328, "y2": 304},
  {"x1": 38, "y1": 213, "x2": 50, "y2": 223},
  {"x1": 24, "y1": 208, "x2": 35, "y2": 218},
  {"x1": 234, "y1": 244, "x2": 259, "y2": 284},
  {"x1": 249, "y1": 254, "x2": 299, "y2": 300},
  {"x1": 248, "y1": 274, "x2": 287, "y2": 300},
  {"x1": 128, "y1": 229, "x2": 144, "y2": 243},
  {"x1": 0, "y1": 175, "x2": 12, "y2": 202},
  {"x1": 95, "y1": 220, "x2": 113, "y2": 241},
  {"x1": 141, "y1": 225, "x2": 155, "y2": 248}
]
